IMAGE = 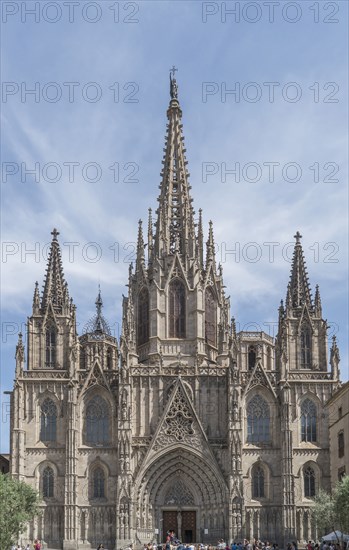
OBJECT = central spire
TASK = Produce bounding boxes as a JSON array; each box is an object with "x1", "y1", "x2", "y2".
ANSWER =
[{"x1": 153, "y1": 69, "x2": 196, "y2": 259}]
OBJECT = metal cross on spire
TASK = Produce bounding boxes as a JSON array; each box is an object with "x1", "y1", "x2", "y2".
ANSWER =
[
  {"x1": 51, "y1": 228, "x2": 60, "y2": 240},
  {"x1": 294, "y1": 231, "x2": 302, "y2": 243},
  {"x1": 169, "y1": 66, "x2": 178, "y2": 99}
]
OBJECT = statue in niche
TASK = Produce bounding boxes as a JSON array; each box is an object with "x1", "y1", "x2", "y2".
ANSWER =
[
  {"x1": 232, "y1": 401, "x2": 239, "y2": 421},
  {"x1": 121, "y1": 401, "x2": 127, "y2": 420}
]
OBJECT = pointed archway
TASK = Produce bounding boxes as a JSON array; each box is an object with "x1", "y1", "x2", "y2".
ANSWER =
[
  {"x1": 133, "y1": 379, "x2": 228, "y2": 544},
  {"x1": 135, "y1": 447, "x2": 228, "y2": 543}
]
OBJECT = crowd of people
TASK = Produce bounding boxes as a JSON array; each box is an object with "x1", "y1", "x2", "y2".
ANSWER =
[
  {"x1": 11, "y1": 541, "x2": 41, "y2": 550},
  {"x1": 140, "y1": 536, "x2": 347, "y2": 550},
  {"x1": 10, "y1": 537, "x2": 347, "y2": 550}
]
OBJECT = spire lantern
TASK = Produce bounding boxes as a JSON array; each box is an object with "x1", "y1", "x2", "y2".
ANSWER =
[{"x1": 84, "y1": 286, "x2": 111, "y2": 336}]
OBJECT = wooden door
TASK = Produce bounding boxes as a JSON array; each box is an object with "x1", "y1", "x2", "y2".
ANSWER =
[
  {"x1": 163, "y1": 511, "x2": 178, "y2": 540},
  {"x1": 182, "y1": 511, "x2": 196, "y2": 543}
]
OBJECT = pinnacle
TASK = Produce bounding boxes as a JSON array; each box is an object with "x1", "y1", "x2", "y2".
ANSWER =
[
  {"x1": 41, "y1": 228, "x2": 68, "y2": 313},
  {"x1": 287, "y1": 232, "x2": 313, "y2": 310}
]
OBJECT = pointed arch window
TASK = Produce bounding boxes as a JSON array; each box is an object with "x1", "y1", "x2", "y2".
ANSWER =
[
  {"x1": 301, "y1": 399, "x2": 317, "y2": 442},
  {"x1": 93, "y1": 467, "x2": 105, "y2": 498},
  {"x1": 300, "y1": 325, "x2": 312, "y2": 368},
  {"x1": 40, "y1": 398, "x2": 57, "y2": 442},
  {"x1": 248, "y1": 346, "x2": 256, "y2": 370},
  {"x1": 252, "y1": 466, "x2": 265, "y2": 498},
  {"x1": 85, "y1": 396, "x2": 110, "y2": 446},
  {"x1": 106, "y1": 347, "x2": 113, "y2": 369},
  {"x1": 338, "y1": 431, "x2": 345, "y2": 458},
  {"x1": 304, "y1": 466, "x2": 315, "y2": 497},
  {"x1": 137, "y1": 288, "x2": 149, "y2": 346},
  {"x1": 205, "y1": 287, "x2": 217, "y2": 347},
  {"x1": 266, "y1": 346, "x2": 272, "y2": 370},
  {"x1": 43, "y1": 466, "x2": 54, "y2": 498},
  {"x1": 45, "y1": 325, "x2": 57, "y2": 368},
  {"x1": 169, "y1": 279, "x2": 186, "y2": 338},
  {"x1": 247, "y1": 395, "x2": 270, "y2": 444}
]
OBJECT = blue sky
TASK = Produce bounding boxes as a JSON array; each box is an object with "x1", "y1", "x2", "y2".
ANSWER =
[{"x1": 1, "y1": 1, "x2": 348, "y2": 452}]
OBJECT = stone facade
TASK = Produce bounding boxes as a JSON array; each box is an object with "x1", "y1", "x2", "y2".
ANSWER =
[
  {"x1": 9, "y1": 76, "x2": 343, "y2": 550},
  {"x1": 325, "y1": 382, "x2": 349, "y2": 489}
]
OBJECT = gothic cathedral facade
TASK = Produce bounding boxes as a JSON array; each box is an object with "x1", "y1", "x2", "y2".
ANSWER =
[{"x1": 9, "y1": 77, "x2": 342, "y2": 550}]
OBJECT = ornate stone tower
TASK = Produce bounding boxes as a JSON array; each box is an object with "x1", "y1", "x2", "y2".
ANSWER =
[
  {"x1": 10, "y1": 231, "x2": 119, "y2": 550},
  {"x1": 119, "y1": 70, "x2": 232, "y2": 547},
  {"x1": 9, "y1": 74, "x2": 342, "y2": 550}
]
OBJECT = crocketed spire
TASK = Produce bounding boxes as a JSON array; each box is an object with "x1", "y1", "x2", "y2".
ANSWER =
[
  {"x1": 41, "y1": 228, "x2": 69, "y2": 313},
  {"x1": 287, "y1": 231, "x2": 313, "y2": 310},
  {"x1": 153, "y1": 69, "x2": 196, "y2": 259}
]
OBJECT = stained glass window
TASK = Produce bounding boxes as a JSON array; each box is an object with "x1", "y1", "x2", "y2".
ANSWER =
[
  {"x1": 45, "y1": 326, "x2": 57, "y2": 368},
  {"x1": 248, "y1": 346, "x2": 256, "y2": 370},
  {"x1": 247, "y1": 395, "x2": 270, "y2": 443},
  {"x1": 93, "y1": 467, "x2": 105, "y2": 498},
  {"x1": 300, "y1": 326, "x2": 312, "y2": 368},
  {"x1": 304, "y1": 466, "x2": 315, "y2": 497},
  {"x1": 169, "y1": 280, "x2": 186, "y2": 338},
  {"x1": 40, "y1": 398, "x2": 57, "y2": 442},
  {"x1": 252, "y1": 466, "x2": 265, "y2": 498},
  {"x1": 86, "y1": 396, "x2": 109, "y2": 445},
  {"x1": 43, "y1": 466, "x2": 54, "y2": 498},
  {"x1": 301, "y1": 399, "x2": 317, "y2": 442}
]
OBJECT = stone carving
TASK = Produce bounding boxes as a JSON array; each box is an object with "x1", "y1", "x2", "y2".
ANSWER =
[
  {"x1": 164, "y1": 387, "x2": 194, "y2": 440},
  {"x1": 153, "y1": 386, "x2": 201, "y2": 450},
  {"x1": 164, "y1": 480, "x2": 195, "y2": 505}
]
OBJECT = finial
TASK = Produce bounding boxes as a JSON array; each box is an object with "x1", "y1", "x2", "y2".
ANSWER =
[
  {"x1": 51, "y1": 228, "x2": 59, "y2": 240},
  {"x1": 169, "y1": 66, "x2": 178, "y2": 99},
  {"x1": 96, "y1": 285, "x2": 103, "y2": 313},
  {"x1": 294, "y1": 231, "x2": 302, "y2": 244},
  {"x1": 94, "y1": 285, "x2": 103, "y2": 332}
]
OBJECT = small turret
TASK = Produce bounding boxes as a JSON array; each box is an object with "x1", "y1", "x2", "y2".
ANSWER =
[
  {"x1": 330, "y1": 335, "x2": 340, "y2": 379},
  {"x1": 197, "y1": 208, "x2": 204, "y2": 267},
  {"x1": 15, "y1": 332, "x2": 25, "y2": 376},
  {"x1": 32, "y1": 281, "x2": 40, "y2": 314},
  {"x1": 206, "y1": 220, "x2": 216, "y2": 271},
  {"x1": 314, "y1": 284, "x2": 322, "y2": 317},
  {"x1": 136, "y1": 219, "x2": 145, "y2": 270}
]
